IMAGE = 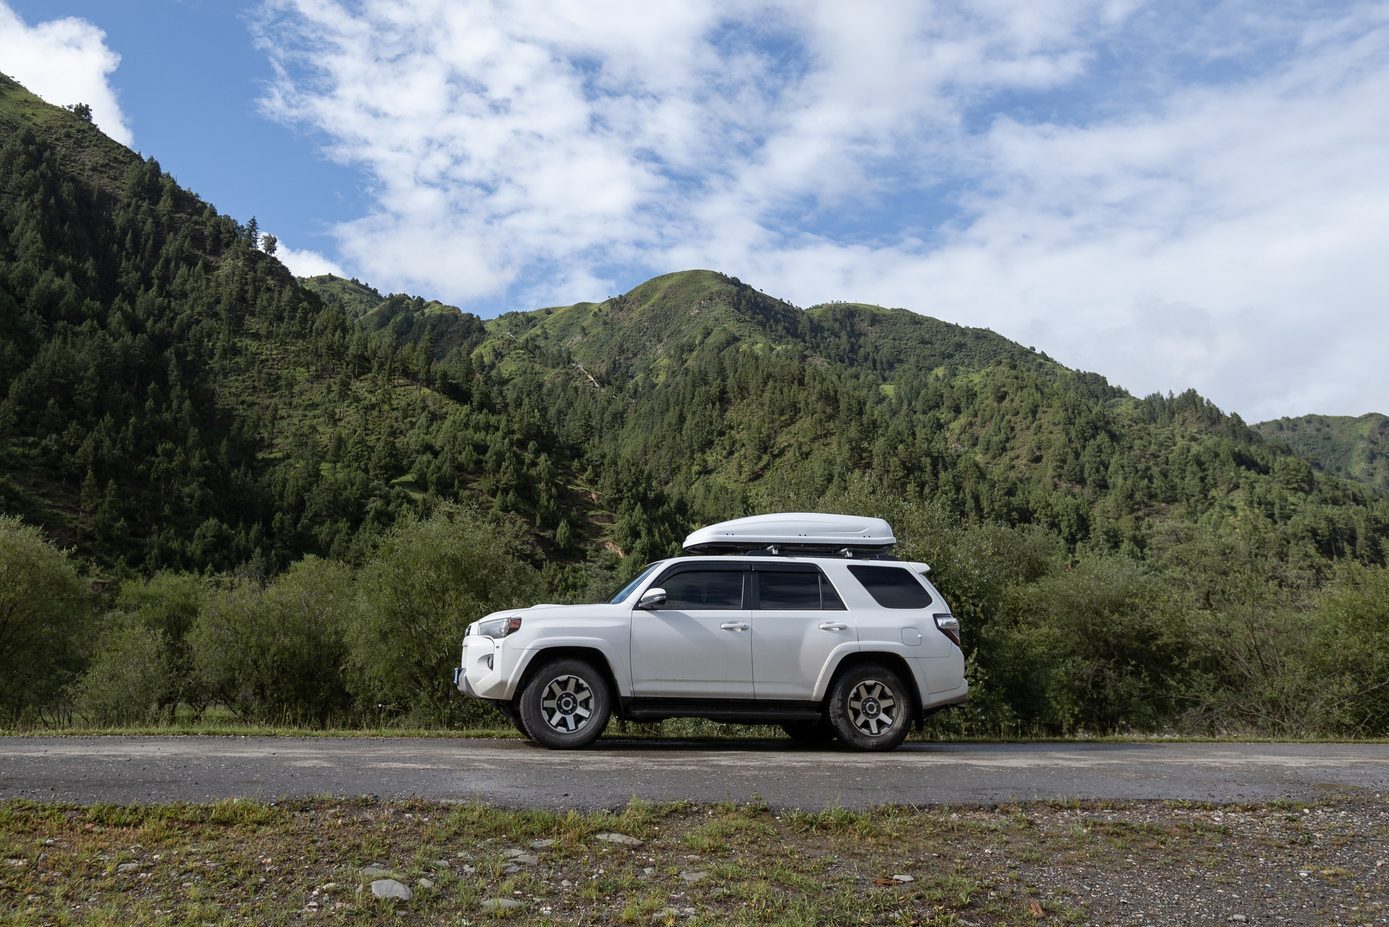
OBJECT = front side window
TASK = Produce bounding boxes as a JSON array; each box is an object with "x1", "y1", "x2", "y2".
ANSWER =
[
  {"x1": 659, "y1": 569, "x2": 745, "y2": 610},
  {"x1": 847, "y1": 565, "x2": 933, "y2": 609}
]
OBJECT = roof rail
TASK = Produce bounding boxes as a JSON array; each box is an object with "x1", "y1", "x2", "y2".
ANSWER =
[{"x1": 724, "y1": 544, "x2": 898, "y2": 560}]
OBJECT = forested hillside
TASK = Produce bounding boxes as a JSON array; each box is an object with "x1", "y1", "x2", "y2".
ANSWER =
[
  {"x1": 1255, "y1": 413, "x2": 1389, "y2": 496},
  {"x1": 3, "y1": 74, "x2": 1387, "y2": 736}
]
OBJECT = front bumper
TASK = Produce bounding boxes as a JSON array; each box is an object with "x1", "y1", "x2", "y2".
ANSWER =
[
  {"x1": 455, "y1": 634, "x2": 513, "y2": 700},
  {"x1": 452, "y1": 665, "x2": 479, "y2": 698}
]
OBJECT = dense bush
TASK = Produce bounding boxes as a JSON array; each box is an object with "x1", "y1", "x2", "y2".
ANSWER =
[
  {"x1": 113, "y1": 572, "x2": 207, "y2": 716},
  {"x1": 71, "y1": 622, "x2": 172, "y2": 726},
  {"x1": 189, "y1": 557, "x2": 355, "y2": 724},
  {"x1": 1312, "y1": 564, "x2": 1389, "y2": 735},
  {"x1": 348, "y1": 506, "x2": 541, "y2": 725},
  {"x1": 0, "y1": 516, "x2": 92, "y2": 722},
  {"x1": 989, "y1": 556, "x2": 1188, "y2": 733}
]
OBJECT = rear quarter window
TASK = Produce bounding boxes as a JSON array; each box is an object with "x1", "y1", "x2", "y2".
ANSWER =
[{"x1": 847, "y1": 565, "x2": 933, "y2": 609}]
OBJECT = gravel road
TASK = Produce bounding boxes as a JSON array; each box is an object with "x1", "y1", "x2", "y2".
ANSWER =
[{"x1": 2, "y1": 737, "x2": 1386, "y2": 809}]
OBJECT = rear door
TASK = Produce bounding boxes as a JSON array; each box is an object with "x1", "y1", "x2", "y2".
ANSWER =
[
  {"x1": 629, "y1": 562, "x2": 754, "y2": 698},
  {"x1": 750, "y1": 563, "x2": 855, "y2": 699}
]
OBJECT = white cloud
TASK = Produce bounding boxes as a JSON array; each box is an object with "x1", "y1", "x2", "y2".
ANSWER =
[
  {"x1": 254, "y1": 0, "x2": 1389, "y2": 419},
  {"x1": 273, "y1": 240, "x2": 347, "y2": 279},
  {"x1": 0, "y1": 2, "x2": 132, "y2": 146}
]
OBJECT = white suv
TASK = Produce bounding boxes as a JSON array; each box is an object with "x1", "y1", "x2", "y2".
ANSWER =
[{"x1": 453, "y1": 513, "x2": 968, "y2": 751}]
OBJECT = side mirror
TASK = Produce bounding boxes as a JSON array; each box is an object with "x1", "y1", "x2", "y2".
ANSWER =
[{"x1": 636, "y1": 588, "x2": 667, "y2": 610}]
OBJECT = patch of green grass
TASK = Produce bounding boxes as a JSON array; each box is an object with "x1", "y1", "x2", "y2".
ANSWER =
[{"x1": 1, "y1": 796, "x2": 1384, "y2": 926}]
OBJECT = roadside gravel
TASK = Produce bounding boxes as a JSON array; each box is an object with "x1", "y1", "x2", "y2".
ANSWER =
[{"x1": 1007, "y1": 797, "x2": 1388, "y2": 925}]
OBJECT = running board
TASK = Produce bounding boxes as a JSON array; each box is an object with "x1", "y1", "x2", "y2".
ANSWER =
[{"x1": 619, "y1": 697, "x2": 823, "y2": 724}]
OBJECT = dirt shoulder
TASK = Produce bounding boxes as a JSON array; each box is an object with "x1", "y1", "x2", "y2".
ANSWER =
[{"x1": 2, "y1": 794, "x2": 1385, "y2": 926}]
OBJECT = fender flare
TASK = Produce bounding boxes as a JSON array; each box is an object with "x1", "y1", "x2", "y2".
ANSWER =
[{"x1": 510, "y1": 638, "x2": 629, "y2": 697}]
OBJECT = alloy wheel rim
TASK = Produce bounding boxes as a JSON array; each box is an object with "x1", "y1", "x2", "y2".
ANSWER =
[
  {"x1": 541, "y1": 674, "x2": 595, "y2": 733},
  {"x1": 847, "y1": 680, "x2": 897, "y2": 737}
]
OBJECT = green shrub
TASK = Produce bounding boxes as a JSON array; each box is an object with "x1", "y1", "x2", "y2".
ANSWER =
[
  {"x1": 189, "y1": 557, "x2": 354, "y2": 724},
  {"x1": 990, "y1": 555, "x2": 1189, "y2": 733},
  {"x1": 0, "y1": 516, "x2": 92, "y2": 722},
  {"x1": 114, "y1": 571, "x2": 208, "y2": 716},
  {"x1": 1312, "y1": 564, "x2": 1389, "y2": 735},
  {"x1": 348, "y1": 506, "x2": 540, "y2": 725},
  {"x1": 70, "y1": 621, "x2": 172, "y2": 725}
]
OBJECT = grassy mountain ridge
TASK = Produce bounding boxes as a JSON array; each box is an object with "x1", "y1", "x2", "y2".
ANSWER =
[
  {"x1": 0, "y1": 73, "x2": 137, "y2": 195},
  {"x1": 1255, "y1": 413, "x2": 1389, "y2": 496},
  {"x1": 427, "y1": 270, "x2": 1379, "y2": 572}
]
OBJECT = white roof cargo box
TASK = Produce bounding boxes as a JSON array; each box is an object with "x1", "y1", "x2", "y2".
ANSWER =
[{"x1": 682, "y1": 512, "x2": 896, "y2": 554}]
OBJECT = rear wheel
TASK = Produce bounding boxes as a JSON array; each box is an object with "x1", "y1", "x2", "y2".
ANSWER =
[
  {"x1": 518, "y1": 658, "x2": 612, "y2": 749},
  {"x1": 780, "y1": 720, "x2": 837, "y2": 747},
  {"x1": 826, "y1": 663, "x2": 912, "y2": 751}
]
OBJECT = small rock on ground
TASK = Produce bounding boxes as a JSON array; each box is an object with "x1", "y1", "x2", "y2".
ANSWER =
[
  {"x1": 652, "y1": 907, "x2": 698, "y2": 921},
  {"x1": 680, "y1": 870, "x2": 708, "y2": 883},
  {"x1": 482, "y1": 898, "x2": 523, "y2": 912},
  {"x1": 892, "y1": 874, "x2": 914, "y2": 883},
  {"x1": 594, "y1": 832, "x2": 643, "y2": 846},
  {"x1": 370, "y1": 879, "x2": 413, "y2": 901}
]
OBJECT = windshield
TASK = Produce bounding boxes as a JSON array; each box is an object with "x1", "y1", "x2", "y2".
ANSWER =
[{"x1": 607, "y1": 562, "x2": 662, "y2": 604}]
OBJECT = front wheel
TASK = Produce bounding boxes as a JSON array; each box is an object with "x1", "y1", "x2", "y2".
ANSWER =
[
  {"x1": 517, "y1": 658, "x2": 612, "y2": 749},
  {"x1": 826, "y1": 663, "x2": 912, "y2": 751}
]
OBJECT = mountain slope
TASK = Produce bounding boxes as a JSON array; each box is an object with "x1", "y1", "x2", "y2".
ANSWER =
[
  {"x1": 449, "y1": 269, "x2": 1385, "y2": 569},
  {"x1": 0, "y1": 73, "x2": 139, "y2": 195},
  {"x1": 1255, "y1": 413, "x2": 1389, "y2": 496},
  {"x1": 2, "y1": 73, "x2": 1386, "y2": 583},
  {"x1": 0, "y1": 80, "x2": 605, "y2": 574}
]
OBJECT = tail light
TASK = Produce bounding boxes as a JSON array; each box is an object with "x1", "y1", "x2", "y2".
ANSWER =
[{"x1": 932, "y1": 613, "x2": 961, "y2": 647}]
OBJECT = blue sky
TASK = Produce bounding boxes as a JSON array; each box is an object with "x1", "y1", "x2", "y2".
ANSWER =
[{"x1": 2, "y1": 1, "x2": 1387, "y2": 422}]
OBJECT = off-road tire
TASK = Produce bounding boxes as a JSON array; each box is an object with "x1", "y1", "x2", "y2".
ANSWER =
[
  {"x1": 826, "y1": 663, "x2": 912, "y2": 751},
  {"x1": 517, "y1": 658, "x2": 612, "y2": 749}
]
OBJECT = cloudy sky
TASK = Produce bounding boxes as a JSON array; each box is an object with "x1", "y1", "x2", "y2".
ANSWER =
[{"x1": 3, "y1": 1, "x2": 1386, "y2": 421}]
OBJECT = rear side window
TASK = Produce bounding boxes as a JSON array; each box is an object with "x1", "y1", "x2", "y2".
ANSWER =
[
  {"x1": 659, "y1": 570, "x2": 745, "y2": 609},
  {"x1": 756, "y1": 568, "x2": 847, "y2": 611},
  {"x1": 847, "y1": 565, "x2": 933, "y2": 609}
]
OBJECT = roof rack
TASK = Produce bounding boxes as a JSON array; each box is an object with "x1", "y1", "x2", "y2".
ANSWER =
[
  {"x1": 734, "y1": 545, "x2": 898, "y2": 560},
  {"x1": 682, "y1": 513, "x2": 896, "y2": 555}
]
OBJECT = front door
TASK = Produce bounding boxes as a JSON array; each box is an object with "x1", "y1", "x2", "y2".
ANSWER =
[{"x1": 630, "y1": 564, "x2": 753, "y2": 698}]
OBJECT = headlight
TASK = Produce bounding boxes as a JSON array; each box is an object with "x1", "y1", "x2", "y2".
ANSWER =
[{"x1": 474, "y1": 616, "x2": 523, "y2": 639}]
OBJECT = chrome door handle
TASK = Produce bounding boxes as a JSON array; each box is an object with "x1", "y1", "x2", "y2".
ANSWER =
[
  {"x1": 720, "y1": 622, "x2": 749, "y2": 632},
  {"x1": 818, "y1": 622, "x2": 849, "y2": 631}
]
